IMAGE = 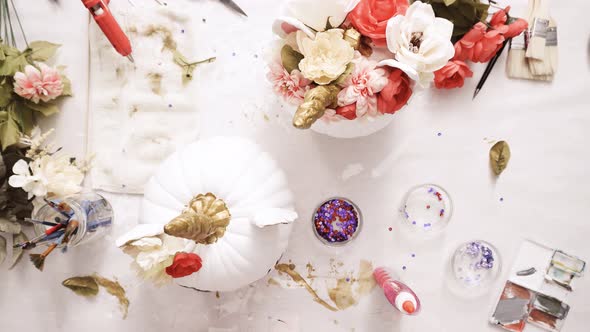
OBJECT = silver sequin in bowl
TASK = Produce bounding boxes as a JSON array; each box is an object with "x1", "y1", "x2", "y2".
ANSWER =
[
  {"x1": 451, "y1": 240, "x2": 501, "y2": 289},
  {"x1": 398, "y1": 184, "x2": 453, "y2": 240},
  {"x1": 311, "y1": 197, "x2": 363, "y2": 247}
]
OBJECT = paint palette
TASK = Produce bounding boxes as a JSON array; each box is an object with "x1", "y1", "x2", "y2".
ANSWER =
[
  {"x1": 490, "y1": 240, "x2": 586, "y2": 332},
  {"x1": 399, "y1": 184, "x2": 452, "y2": 239}
]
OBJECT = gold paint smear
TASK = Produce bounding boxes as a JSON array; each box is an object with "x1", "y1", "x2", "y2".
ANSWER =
[
  {"x1": 147, "y1": 73, "x2": 163, "y2": 95},
  {"x1": 62, "y1": 275, "x2": 129, "y2": 319},
  {"x1": 275, "y1": 263, "x2": 338, "y2": 312},
  {"x1": 144, "y1": 25, "x2": 177, "y2": 51},
  {"x1": 328, "y1": 278, "x2": 356, "y2": 310},
  {"x1": 267, "y1": 277, "x2": 280, "y2": 286},
  {"x1": 94, "y1": 275, "x2": 130, "y2": 319}
]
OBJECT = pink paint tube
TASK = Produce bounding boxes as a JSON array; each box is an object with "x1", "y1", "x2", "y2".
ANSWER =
[{"x1": 374, "y1": 267, "x2": 421, "y2": 315}]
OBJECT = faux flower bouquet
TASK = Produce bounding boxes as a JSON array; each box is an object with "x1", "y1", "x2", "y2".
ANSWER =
[{"x1": 269, "y1": 0, "x2": 527, "y2": 134}]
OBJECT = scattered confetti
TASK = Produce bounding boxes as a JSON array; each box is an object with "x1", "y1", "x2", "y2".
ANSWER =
[
  {"x1": 437, "y1": 132, "x2": 442, "y2": 136},
  {"x1": 168, "y1": 104, "x2": 172, "y2": 108},
  {"x1": 500, "y1": 197, "x2": 504, "y2": 202},
  {"x1": 426, "y1": 205, "x2": 430, "y2": 209},
  {"x1": 202, "y1": 18, "x2": 206, "y2": 23},
  {"x1": 402, "y1": 266, "x2": 407, "y2": 270},
  {"x1": 181, "y1": 29, "x2": 185, "y2": 33},
  {"x1": 388, "y1": 227, "x2": 392, "y2": 231},
  {"x1": 232, "y1": 52, "x2": 236, "y2": 56},
  {"x1": 411, "y1": 254, "x2": 416, "y2": 258}
]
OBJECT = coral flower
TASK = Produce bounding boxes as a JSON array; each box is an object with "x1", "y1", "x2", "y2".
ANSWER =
[
  {"x1": 433, "y1": 60, "x2": 473, "y2": 89},
  {"x1": 489, "y1": 6, "x2": 528, "y2": 39},
  {"x1": 377, "y1": 68, "x2": 412, "y2": 114},
  {"x1": 14, "y1": 63, "x2": 63, "y2": 103},
  {"x1": 454, "y1": 22, "x2": 505, "y2": 63},
  {"x1": 165, "y1": 252, "x2": 203, "y2": 278},
  {"x1": 348, "y1": 0, "x2": 409, "y2": 47}
]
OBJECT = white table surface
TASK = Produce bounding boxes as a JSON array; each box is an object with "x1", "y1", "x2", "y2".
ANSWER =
[{"x1": 1, "y1": 0, "x2": 589, "y2": 331}]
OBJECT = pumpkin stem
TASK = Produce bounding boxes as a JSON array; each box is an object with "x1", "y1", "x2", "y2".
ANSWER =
[{"x1": 164, "y1": 193, "x2": 231, "y2": 245}]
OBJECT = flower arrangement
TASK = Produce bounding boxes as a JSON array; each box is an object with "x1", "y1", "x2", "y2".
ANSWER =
[
  {"x1": 269, "y1": 0, "x2": 527, "y2": 133},
  {"x1": 1, "y1": 127, "x2": 89, "y2": 269}
]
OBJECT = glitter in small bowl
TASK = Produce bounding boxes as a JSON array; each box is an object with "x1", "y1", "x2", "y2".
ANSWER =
[
  {"x1": 312, "y1": 198, "x2": 361, "y2": 246},
  {"x1": 399, "y1": 184, "x2": 453, "y2": 239},
  {"x1": 451, "y1": 240, "x2": 501, "y2": 288}
]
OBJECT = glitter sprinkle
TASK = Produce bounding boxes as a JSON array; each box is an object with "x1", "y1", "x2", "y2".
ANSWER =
[
  {"x1": 402, "y1": 266, "x2": 407, "y2": 270},
  {"x1": 181, "y1": 29, "x2": 185, "y2": 33},
  {"x1": 168, "y1": 104, "x2": 172, "y2": 108},
  {"x1": 423, "y1": 223, "x2": 431, "y2": 227},
  {"x1": 313, "y1": 198, "x2": 360, "y2": 244},
  {"x1": 412, "y1": 221, "x2": 416, "y2": 225},
  {"x1": 440, "y1": 209, "x2": 445, "y2": 217},
  {"x1": 500, "y1": 197, "x2": 504, "y2": 202},
  {"x1": 232, "y1": 52, "x2": 236, "y2": 56},
  {"x1": 202, "y1": 18, "x2": 207, "y2": 23},
  {"x1": 426, "y1": 205, "x2": 430, "y2": 209},
  {"x1": 411, "y1": 254, "x2": 416, "y2": 258},
  {"x1": 388, "y1": 227, "x2": 392, "y2": 231},
  {"x1": 437, "y1": 132, "x2": 442, "y2": 136}
]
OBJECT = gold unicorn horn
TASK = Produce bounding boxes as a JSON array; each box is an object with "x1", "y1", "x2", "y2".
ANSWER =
[
  {"x1": 293, "y1": 85, "x2": 340, "y2": 129},
  {"x1": 164, "y1": 193, "x2": 231, "y2": 245}
]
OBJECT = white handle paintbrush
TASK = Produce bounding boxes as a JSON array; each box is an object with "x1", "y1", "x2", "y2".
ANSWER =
[{"x1": 526, "y1": 0, "x2": 550, "y2": 60}]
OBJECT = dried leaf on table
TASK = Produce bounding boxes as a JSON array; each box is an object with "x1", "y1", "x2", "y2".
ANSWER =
[
  {"x1": 62, "y1": 274, "x2": 129, "y2": 319},
  {"x1": 94, "y1": 275, "x2": 130, "y2": 319},
  {"x1": 9, "y1": 231, "x2": 27, "y2": 269},
  {"x1": 0, "y1": 234, "x2": 6, "y2": 265},
  {"x1": 62, "y1": 276, "x2": 100, "y2": 297},
  {"x1": 490, "y1": 141, "x2": 511, "y2": 175}
]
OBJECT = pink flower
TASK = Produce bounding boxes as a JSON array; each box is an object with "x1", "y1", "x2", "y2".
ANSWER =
[
  {"x1": 433, "y1": 60, "x2": 473, "y2": 89},
  {"x1": 337, "y1": 55, "x2": 388, "y2": 118},
  {"x1": 267, "y1": 62, "x2": 312, "y2": 105},
  {"x1": 377, "y1": 68, "x2": 412, "y2": 114},
  {"x1": 454, "y1": 23, "x2": 505, "y2": 63},
  {"x1": 14, "y1": 63, "x2": 63, "y2": 104}
]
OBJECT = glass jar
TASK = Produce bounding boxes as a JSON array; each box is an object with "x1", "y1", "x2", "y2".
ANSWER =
[
  {"x1": 451, "y1": 240, "x2": 501, "y2": 288},
  {"x1": 399, "y1": 184, "x2": 453, "y2": 240},
  {"x1": 33, "y1": 192, "x2": 114, "y2": 248},
  {"x1": 311, "y1": 197, "x2": 362, "y2": 246}
]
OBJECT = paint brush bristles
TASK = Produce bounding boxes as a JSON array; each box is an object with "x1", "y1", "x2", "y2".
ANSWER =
[
  {"x1": 526, "y1": 0, "x2": 549, "y2": 60},
  {"x1": 506, "y1": 32, "x2": 534, "y2": 79},
  {"x1": 30, "y1": 243, "x2": 58, "y2": 271}
]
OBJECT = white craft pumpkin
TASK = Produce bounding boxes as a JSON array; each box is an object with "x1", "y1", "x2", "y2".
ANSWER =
[{"x1": 116, "y1": 137, "x2": 298, "y2": 291}]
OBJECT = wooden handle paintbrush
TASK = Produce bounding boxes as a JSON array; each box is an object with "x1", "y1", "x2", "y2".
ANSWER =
[
  {"x1": 30, "y1": 243, "x2": 58, "y2": 271},
  {"x1": 473, "y1": 40, "x2": 509, "y2": 99}
]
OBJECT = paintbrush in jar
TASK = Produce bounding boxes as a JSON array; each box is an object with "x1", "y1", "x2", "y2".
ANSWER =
[
  {"x1": 25, "y1": 218, "x2": 59, "y2": 227},
  {"x1": 13, "y1": 223, "x2": 66, "y2": 249},
  {"x1": 30, "y1": 243, "x2": 58, "y2": 271}
]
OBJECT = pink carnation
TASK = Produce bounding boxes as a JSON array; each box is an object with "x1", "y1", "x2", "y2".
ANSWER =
[
  {"x1": 337, "y1": 55, "x2": 388, "y2": 118},
  {"x1": 14, "y1": 63, "x2": 64, "y2": 104},
  {"x1": 267, "y1": 62, "x2": 311, "y2": 105}
]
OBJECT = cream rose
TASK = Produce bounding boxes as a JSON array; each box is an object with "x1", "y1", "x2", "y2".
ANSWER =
[
  {"x1": 380, "y1": 1, "x2": 455, "y2": 87},
  {"x1": 297, "y1": 29, "x2": 355, "y2": 85}
]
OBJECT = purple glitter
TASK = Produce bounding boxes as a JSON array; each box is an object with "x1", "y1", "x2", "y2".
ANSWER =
[
  {"x1": 466, "y1": 241, "x2": 494, "y2": 270},
  {"x1": 411, "y1": 253, "x2": 416, "y2": 258},
  {"x1": 402, "y1": 266, "x2": 407, "y2": 270},
  {"x1": 313, "y1": 198, "x2": 360, "y2": 244},
  {"x1": 412, "y1": 221, "x2": 417, "y2": 225}
]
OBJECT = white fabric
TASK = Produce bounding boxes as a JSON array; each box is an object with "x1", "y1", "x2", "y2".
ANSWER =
[
  {"x1": 2, "y1": 0, "x2": 590, "y2": 331},
  {"x1": 88, "y1": 0, "x2": 201, "y2": 193}
]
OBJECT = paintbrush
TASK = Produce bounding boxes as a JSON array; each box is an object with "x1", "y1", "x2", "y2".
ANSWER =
[
  {"x1": 25, "y1": 218, "x2": 59, "y2": 227},
  {"x1": 30, "y1": 243, "x2": 58, "y2": 271},
  {"x1": 13, "y1": 223, "x2": 65, "y2": 249},
  {"x1": 473, "y1": 40, "x2": 509, "y2": 99},
  {"x1": 62, "y1": 220, "x2": 80, "y2": 244},
  {"x1": 43, "y1": 198, "x2": 74, "y2": 218}
]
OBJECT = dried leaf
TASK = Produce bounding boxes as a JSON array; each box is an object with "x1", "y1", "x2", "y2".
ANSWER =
[
  {"x1": 281, "y1": 45, "x2": 304, "y2": 73},
  {"x1": 9, "y1": 231, "x2": 27, "y2": 269},
  {"x1": 490, "y1": 141, "x2": 511, "y2": 175},
  {"x1": 172, "y1": 50, "x2": 216, "y2": 84},
  {"x1": 0, "y1": 234, "x2": 6, "y2": 265},
  {"x1": 62, "y1": 276, "x2": 100, "y2": 297},
  {"x1": 94, "y1": 275, "x2": 130, "y2": 319},
  {"x1": 0, "y1": 217, "x2": 21, "y2": 234}
]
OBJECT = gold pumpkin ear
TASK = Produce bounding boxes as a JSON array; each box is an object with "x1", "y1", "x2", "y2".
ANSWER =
[{"x1": 164, "y1": 193, "x2": 231, "y2": 245}]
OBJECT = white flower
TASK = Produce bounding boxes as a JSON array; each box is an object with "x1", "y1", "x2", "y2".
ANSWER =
[
  {"x1": 380, "y1": 1, "x2": 455, "y2": 87},
  {"x1": 273, "y1": 0, "x2": 361, "y2": 37},
  {"x1": 337, "y1": 53, "x2": 389, "y2": 117},
  {"x1": 8, "y1": 159, "x2": 46, "y2": 198},
  {"x1": 297, "y1": 29, "x2": 355, "y2": 85},
  {"x1": 9, "y1": 154, "x2": 84, "y2": 199},
  {"x1": 122, "y1": 234, "x2": 195, "y2": 285}
]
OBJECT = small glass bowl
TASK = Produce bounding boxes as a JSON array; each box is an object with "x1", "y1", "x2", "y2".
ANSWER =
[
  {"x1": 399, "y1": 184, "x2": 453, "y2": 239},
  {"x1": 451, "y1": 240, "x2": 501, "y2": 289},
  {"x1": 311, "y1": 197, "x2": 362, "y2": 246}
]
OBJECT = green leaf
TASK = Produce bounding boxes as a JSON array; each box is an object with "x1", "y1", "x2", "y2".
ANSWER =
[
  {"x1": 0, "y1": 82, "x2": 13, "y2": 107},
  {"x1": 28, "y1": 41, "x2": 60, "y2": 61},
  {"x1": 0, "y1": 217, "x2": 22, "y2": 234},
  {"x1": 9, "y1": 232, "x2": 27, "y2": 269},
  {"x1": 62, "y1": 276, "x2": 100, "y2": 297},
  {"x1": 61, "y1": 74, "x2": 72, "y2": 96},
  {"x1": 0, "y1": 110, "x2": 21, "y2": 150},
  {"x1": 23, "y1": 100, "x2": 59, "y2": 116},
  {"x1": 490, "y1": 141, "x2": 511, "y2": 175},
  {"x1": 0, "y1": 50, "x2": 30, "y2": 76},
  {"x1": 281, "y1": 45, "x2": 304, "y2": 74}
]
